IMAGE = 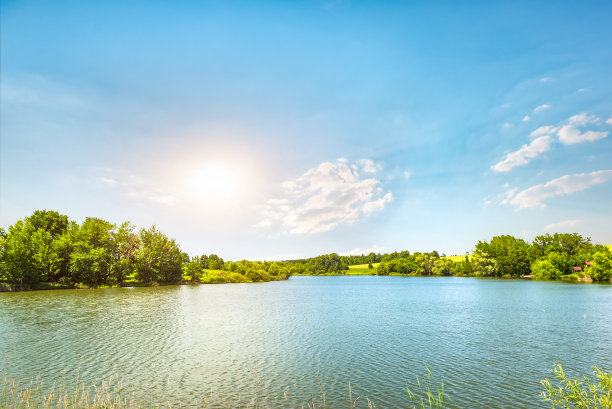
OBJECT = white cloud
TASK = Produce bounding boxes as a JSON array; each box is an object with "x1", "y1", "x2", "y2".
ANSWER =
[
  {"x1": 258, "y1": 159, "x2": 393, "y2": 234},
  {"x1": 403, "y1": 170, "x2": 412, "y2": 180},
  {"x1": 502, "y1": 122, "x2": 513, "y2": 128},
  {"x1": 491, "y1": 135, "x2": 552, "y2": 173},
  {"x1": 540, "y1": 77, "x2": 553, "y2": 83},
  {"x1": 530, "y1": 125, "x2": 558, "y2": 138},
  {"x1": 505, "y1": 170, "x2": 612, "y2": 209},
  {"x1": 99, "y1": 177, "x2": 118, "y2": 184},
  {"x1": 606, "y1": 117, "x2": 612, "y2": 126},
  {"x1": 339, "y1": 245, "x2": 386, "y2": 256},
  {"x1": 534, "y1": 104, "x2": 551, "y2": 112},
  {"x1": 558, "y1": 127, "x2": 608, "y2": 144},
  {"x1": 100, "y1": 173, "x2": 176, "y2": 206},
  {"x1": 556, "y1": 113, "x2": 609, "y2": 145},
  {"x1": 522, "y1": 115, "x2": 531, "y2": 122},
  {"x1": 568, "y1": 113, "x2": 599, "y2": 126},
  {"x1": 545, "y1": 219, "x2": 583, "y2": 231},
  {"x1": 359, "y1": 158, "x2": 380, "y2": 173}
]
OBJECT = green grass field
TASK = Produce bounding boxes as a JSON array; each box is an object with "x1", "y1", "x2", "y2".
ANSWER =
[
  {"x1": 346, "y1": 263, "x2": 379, "y2": 275},
  {"x1": 443, "y1": 254, "x2": 473, "y2": 262}
]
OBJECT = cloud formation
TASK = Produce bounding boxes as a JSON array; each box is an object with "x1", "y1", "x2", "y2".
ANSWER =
[
  {"x1": 504, "y1": 170, "x2": 612, "y2": 209},
  {"x1": 558, "y1": 113, "x2": 609, "y2": 144},
  {"x1": 545, "y1": 219, "x2": 583, "y2": 231},
  {"x1": 339, "y1": 244, "x2": 386, "y2": 256},
  {"x1": 491, "y1": 135, "x2": 552, "y2": 173},
  {"x1": 534, "y1": 104, "x2": 551, "y2": 112},
  {"x1": 258, "y1": 159, "x2": 392, "y2": 234},
  {"x1": 99, "y1": 173, "x2": 176, "y2": 206}
]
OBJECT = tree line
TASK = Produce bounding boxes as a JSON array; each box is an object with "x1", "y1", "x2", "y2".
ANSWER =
[
  {"x1": 371, "y1": 234, "x2": 611, "y2": 281},
  {"x1": 2, "y1": 211, "x2": 611, "y2": 290},
  {"x1": 0, "y1": 210, "x2": 295, "y2": 290}
]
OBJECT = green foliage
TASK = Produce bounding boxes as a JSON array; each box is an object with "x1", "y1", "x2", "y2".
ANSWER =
[
  {"x1": 471, "y1": 252, "x2": 498, "y2": 277},
  {"x1": 474, "y1": 235, "x2": 531, "y2": 277},
  {"x1": 184, "y1": 260, "x2": 204, "y2": 282},
  {"x1": 589, "y1": 252, "x2": 612, "y2": 282},
  {"x1": 136, "y1": 226, "x2": 183, "y2": 283},
  {"x1": 540, "y1": 363, "x2": 612, "y2": 408},
  {"x1": 532, "y1": 259, "x2": 562, "y2": 280},
  {"x1": 432, "y1": 258, "x2": 454, "y2": 276}
]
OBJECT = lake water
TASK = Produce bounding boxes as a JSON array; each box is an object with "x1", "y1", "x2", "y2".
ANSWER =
[{"x1": 1, "y1": 276, "x2": 611, "y2": 408}]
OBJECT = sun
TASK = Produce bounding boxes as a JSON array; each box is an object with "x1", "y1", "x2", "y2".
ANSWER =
[{"x1": 183, "y1": 161, "x2": 245, "y2": 203}]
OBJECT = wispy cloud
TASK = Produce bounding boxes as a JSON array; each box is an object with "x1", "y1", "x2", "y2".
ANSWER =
[
  {"x1": 522, "y1": 115, "x2": 531, "y2": 122},
  {"x1": 606, "y1": 117, "x2": 612, "y2": 126},
  {"x1": 99, "y1": 177, "x2": 118, "y2": 184},
  {"x1": 534, "y1": 104, "x2": 551, "y2": 112},
  {"x1": 339, "y1": 244, "x2": 386, "y2": 256},
  {"x1": 491, "y1": 135, "x2": 552, "y2": 173},
  {"x1": 545, "y1": 219, "x2": 583, "y2": 231},
  {"x1": 530, "y1": 125, "x2": 559, "y2": 138},
  {"x1": 540, "y1": 77, "x2": 553, "y2": 83},
  {"x1": 504, "y1": 170, "x2": 612, "y2": 209},
  {"x1": 557, "y1": 113, "x2": 609, "y2": 144},
  {"x1": 99, "y1": 173, "x2": 176, "y2": 206},
  {"x1": 258, "y1": 159, "x2": 392, "y2": 234}
]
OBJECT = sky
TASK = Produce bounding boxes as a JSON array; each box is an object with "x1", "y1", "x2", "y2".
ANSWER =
[{"x1": 1, "y1": 0, "x2": 612, "y2": 260}]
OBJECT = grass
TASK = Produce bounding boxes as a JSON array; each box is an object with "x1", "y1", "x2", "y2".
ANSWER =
[
  {"x1": 346, "y1": 263, "x2": 379, "y2": 275},
  {"x1": 1, "y1": 370, "x2": 448, "y2": 409},
  {"x1": 442, "y1": 255, "x2": 472, "y2": 262}
]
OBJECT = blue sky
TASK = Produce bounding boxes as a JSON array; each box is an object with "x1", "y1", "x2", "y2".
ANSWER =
[{"x1": 2, "y1": 0, "x2": 611, "y2": 260}]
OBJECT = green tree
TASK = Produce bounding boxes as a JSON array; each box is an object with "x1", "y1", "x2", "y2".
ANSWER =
[
  {"x1": 531, "y1": 259, "x2": 562, "y2": 280},
  {"x1": 589, "y1": 252, "x2": 612, "y2": 282},
  {"x1": 0, "y1": 221, "x2": 38, "y2": 288},
  {"x1": 184, "y1": 260, "x2": 204, "y2": 282},
  {"x1": 69, "y1": 218, "x2": 115, "y2": 287},
  {"x1": 471, "y1": 252, "x2": 498, "y2": 277},
  {"x1": 432, "y1": 258, "x2": 454, "y2": 276},
  {"x1": 136, "y1": 226, "x2": 183, "y2": 283}
]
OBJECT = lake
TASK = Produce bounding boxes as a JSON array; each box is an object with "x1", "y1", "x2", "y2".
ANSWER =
[{"x1": 1, "y1": 276, "x2": 611, "y2": 408}]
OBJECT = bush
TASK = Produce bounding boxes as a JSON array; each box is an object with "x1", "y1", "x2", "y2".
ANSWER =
[
  {"x1": 540, "y1": 363, "x2": 612, "y2": 408},
  {"x1": 226, "y1": 272, "x2": 252, "y2": 283},
  {"x1": 532, "y1": 260, "x2": 562, "y2": 280}
]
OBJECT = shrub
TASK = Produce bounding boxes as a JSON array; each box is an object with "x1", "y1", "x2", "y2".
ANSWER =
[
  {"x1": 540, "y1": 363, "x2": 612, "y2": 408},
  {"x1": 532, "y1": 260, "x2": 562, "y2": 280}
]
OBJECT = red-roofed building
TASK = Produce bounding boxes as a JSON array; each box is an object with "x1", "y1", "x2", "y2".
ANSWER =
[
  {"x1": 573, "y1": 266, "x2": 582, "y2": 272},
  {"x1": 585, "y1": 261, "x2": 592, "y2": 266}
]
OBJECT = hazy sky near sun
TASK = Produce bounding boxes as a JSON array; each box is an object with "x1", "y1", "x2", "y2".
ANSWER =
[{"x1": 2, "y1": 0, "x2": 612, "y2": 260}]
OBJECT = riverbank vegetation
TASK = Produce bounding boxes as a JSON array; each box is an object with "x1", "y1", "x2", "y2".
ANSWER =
[
  {"x1": 0, "y1": 210, "x2": 295, "y2": 291},
  {"x1": 1, "y1": 210, "x2": 611, "y2": 290},
  {"x1": 2, "y1": 364, "x2": 609, "y2": 408}
]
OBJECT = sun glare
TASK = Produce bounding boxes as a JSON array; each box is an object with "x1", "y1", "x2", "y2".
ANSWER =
[{"x1": 184, "y1": 161, "x2": 245, "y2": 203}]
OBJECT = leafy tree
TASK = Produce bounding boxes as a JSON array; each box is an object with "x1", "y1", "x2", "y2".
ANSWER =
[
  {"x1": 184, "y1": 261, "x2": 204, "y2": 282},
  {"x1": 471, "y1": 252, "x2": 498, "y2": 277},
  {"x1": 0, "y1": 221, "x2": 38, "y2": 288},
  {"x1": 432, "y1": 258, "x2": 454, "y2": 276},
  {"x1": 531, "y1": 259, "x2": 562, "y2": 280},
  {"x1": 69, "y1": 218, "x2": 115, "y2": 286},
  {"x1": 589, "y1": 252, "x2": 612, "y2": 282},
  {"x1": 136, "y1": 226, "x2": 183, "y2": 283}
]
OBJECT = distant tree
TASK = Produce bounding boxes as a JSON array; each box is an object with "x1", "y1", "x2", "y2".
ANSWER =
[
  {"x1": 589, "y1": 252, "x2": 612, "y2": 281},
  {"x1": 136, "y1": 226, "x2": 183, "y2": 283},
  {"x1": 184, "y1": 261, "x2": 204, "y2": 282},
  {"x1": 432, "y1": 258, "x2": 454, "y2": 276},
  {"x1": 69, "y1": 218, "x2": 115, "y2": 287},
  {"x1": 532, "y1": 260, "x2": 562, "y2": 280}
]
